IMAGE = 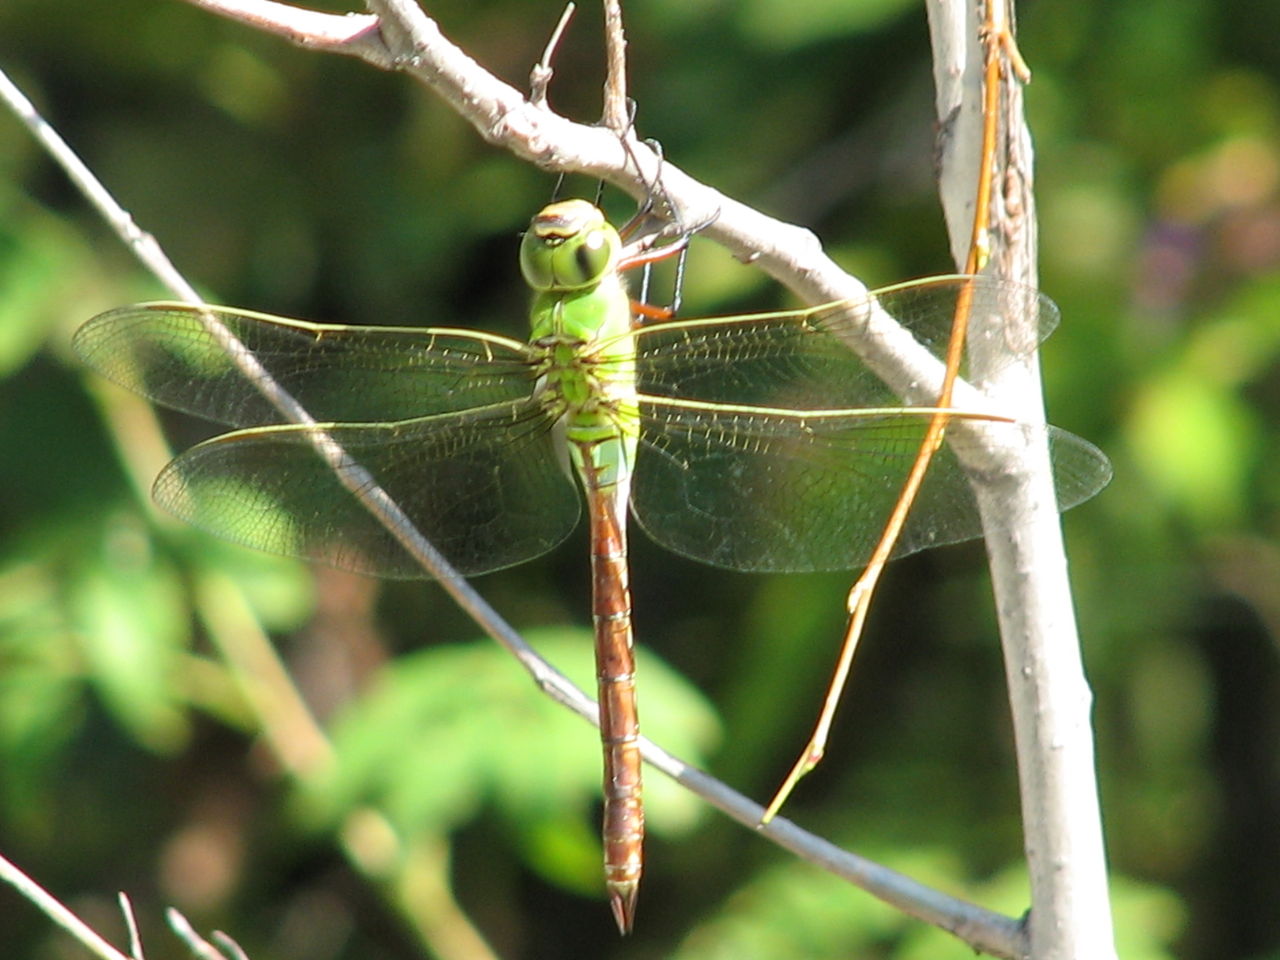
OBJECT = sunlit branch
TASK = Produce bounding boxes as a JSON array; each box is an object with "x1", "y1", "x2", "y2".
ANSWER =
[
  {"x1": 182, "y1": 0, "x2": 986, "y2": 410},
  {"x1": 167, "y1": 907, "x2": 252, "y2": 960},
  {"x1": 600, "y1": 0, "x2": 629, "y2": 132},
  {"x1": 184, "y1": 0, "x2": 383, "y2": 55},
  {"x1": 927, "y1": 1, "x2": 1118, "y2": 957},
  {"x1": 0, "y1": 852, "x2": 133, "y2": 960}
]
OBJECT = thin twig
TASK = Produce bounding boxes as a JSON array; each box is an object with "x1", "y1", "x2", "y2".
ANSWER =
[
  {"x1": 167, "y1": 908, "x2": 235, "y2": 960},
  {"x1": 211, "y1": 931, "x2": 252, "y2": 960},
  {"x1": 119, "y1": 893, "x2": 144, "y2": 960},
  {"x1": 179, "y1": 0, "x2": 984, "y2": 412},
  {"x1": 600, "y1": 0, "x2": 629, "y2": 132},
  {"x1": 0, "y1": 68, "x2": 199, "y2": 303},
  {"x1": 927, "y1": 0, "x2": 1118, "y2": 956},
  {"x1": 758, "y1": 0, "x2": 1007, "y2": 824},
  {"x1": 0, "y1": 852, "x2": 133, "y2": 960},
  {"x1": 184, "y1": 0, "x2": 384, "y2": 58},
  {"x1": 530, "y1": 3, "x2": 575, "y2": 107}
]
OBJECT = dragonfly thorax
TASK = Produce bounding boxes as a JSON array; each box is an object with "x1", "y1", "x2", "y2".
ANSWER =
[
  {"x1": 527, "y1": 229, "x2": 636, "y2": 423},
  {"x1": 523, "y1": 222, "x2": 639, "y2": 489},
  {"x1": 532, "y1": 330, "x2": 630, "y2": 418}
]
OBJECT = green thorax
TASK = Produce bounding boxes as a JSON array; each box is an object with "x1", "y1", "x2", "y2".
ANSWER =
[{"x1": 520, "y1": 199, "x2": 638, "y2": 490}]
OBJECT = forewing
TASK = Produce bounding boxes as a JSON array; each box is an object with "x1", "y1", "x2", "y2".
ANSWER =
[
  {"x1": 74, "y1": 302, "x2": 538, "y2": 427},
  {"x1": 631, "y1": 399, "x2": 1111, "y2": 573},
  {"x1": 632, "y1": 275, "x2": 1058, "y2": 409},
  {"x1": 153, "y1": 400, "x2": 579, "y2": 578}
]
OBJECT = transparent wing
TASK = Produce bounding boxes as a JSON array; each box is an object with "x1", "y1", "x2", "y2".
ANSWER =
[
  {"x1": 631, "y1": 399, "x2": 1112, "y2": 573},
  {"x1": 74, "y1": 302, "x2": 539, "y2": 427},
  {"x1": 154, "y1": 400, "x2": 579, "y2": 579},
  {"x1": 629, "y1": 275, "x2": 1058, "y2": 410}
]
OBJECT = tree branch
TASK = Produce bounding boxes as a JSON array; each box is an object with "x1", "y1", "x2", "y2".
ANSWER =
[
  {"x1": 184, "y1": 0, "x2": 989, "y2": 412},
  {"x1": 926, "y1": 1, "x2": 1117, "y2": 957},
  {"x1": 185, "y1": 0, "x2": 385, "y2": 57},
  {"x1": 0, "y1": 852, "x2": 133, "y2": 960}
]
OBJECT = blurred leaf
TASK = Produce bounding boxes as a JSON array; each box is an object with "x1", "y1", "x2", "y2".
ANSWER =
[
  {"x1": 0, "y1": 558, "x2": 84, "y2": 819},
  {"x1": 1108, "y1": 874, "x2": 1188, "y2": 960},
  {"x1": 205, "y1": 537, "x2": 316, "y2": 632},
  {"x1": 198, "y1": 43, "x2": 291, "y2": 128},
  {"x1": 671, "y1": 852, "x2": 906, "y2": 959},
  {"x1": 893, "y1": 865, "x2": 1184, "y2": 960},
  {"x1": 1127, "y1": 365, "x2": 1257, "y2": 527},
  {"x1": 68, "y1": 513, "x2": 190, "y2": 751},
  {"x1": 306, "y1": 627, "x2": 719, "y2": 892},
  {"x1": 674, "y1": 850, "x2": 1183, "y2": 960},
  {"x1": 1125, "y1": 276, "x2": 1280, "y2": 529},
  {"x1": 0, "y1": 184, "x2": 99, "y2": 375}
]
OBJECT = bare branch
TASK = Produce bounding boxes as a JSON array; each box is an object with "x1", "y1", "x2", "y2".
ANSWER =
[
  {"x1": 927, "y1": 1, "x2": 1118, "y2": 957},
  {"x1": 167, "y1": 909, "x2": 241, "y2": 960},
  {"x1": 0, "y1": 852, "x2": 133, "y2": 960},
  {"x1": 118, "y1": 894, "x2": 144, "y2": 960},
  {"x1": 211, "y1": 931, "x2": 252, "y2": 960},
  {"x1": 529, "y1": 3, "x2": 576, "y2": 107},
  {"x1": 0, "y1": 68, "x2": 200, "y2": 303},
  {"x1": 182, "y1": 0, "x2": 974, "y2": 408},
  {"x1": 185, "y1": 0, "x2": 386, "y2": 60},
  {"x1": 600, "y1": 0, "x2": 629, "y2": 132},
  {"x1": 639, "y1": 741, "x2": 1026, "y2": 956}
]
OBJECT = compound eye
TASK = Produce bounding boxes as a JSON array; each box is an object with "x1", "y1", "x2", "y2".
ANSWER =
[
  {"x1": 569, "y1": 228, "x2": 613, "y2": 286},
  {"x1": 520, "y1": 201, "x2": 621, "y2": 292}
]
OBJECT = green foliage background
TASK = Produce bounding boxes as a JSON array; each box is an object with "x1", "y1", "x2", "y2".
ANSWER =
[{"x1": 1, "y1": 0, "x2": 1278, "y2": 957}]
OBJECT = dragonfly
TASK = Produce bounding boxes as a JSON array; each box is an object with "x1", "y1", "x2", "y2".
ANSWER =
[{"x1": 74, "y1": 199, "x2": 1111, "y2": 933}]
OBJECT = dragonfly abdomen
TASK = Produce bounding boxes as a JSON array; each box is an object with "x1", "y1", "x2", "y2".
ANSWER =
[
  {"x1": 596, "y1": 591, "x2": 643, "y2": 935},
  {"x1": 577, "y1": 439, "x2": 644, "y2": 934}
]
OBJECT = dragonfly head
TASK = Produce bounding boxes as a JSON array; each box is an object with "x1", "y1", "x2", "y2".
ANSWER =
[{"x1": 521, "y1": 199, "x2": 621, "y2": 294}]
